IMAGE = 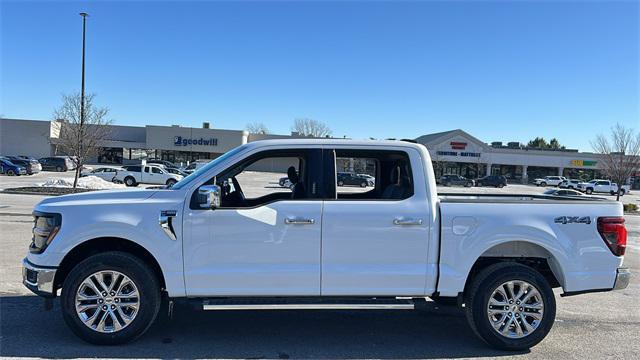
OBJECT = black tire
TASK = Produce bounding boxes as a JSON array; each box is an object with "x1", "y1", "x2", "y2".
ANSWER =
[
  {"x1": 124, "y1": 176, "x2": 136, "y2": 187},
  {"x1": 540, "y1": 182, "x2": 546, "y2": 187},
  {"x1": 56, "y1": 165, "x2": 64, "y2": 172},
  {"x1": 465, "y1": 262, "x2": 556, "y2": 351},
  {"x1": 61, "y1": 251, "x2": 161, "y2": 345},
  {"x1": 497, "y1": 183, "x2": 504, "y2": 188},
  {"x1": 465, "y1": 182, "x2": 473, "y2": 187},
  {"x1": 166, "y1": 179, "x2": 177, "y2": 186},
  {"x1": 337, "y1": 181, "x2": 344, "y2": 186},
  {"x1": 586, "y1": 188, "x2": 593, "y2": 195},
  {"x1": 6, "y1": 169, "x2": 15, "y2": 176},
  {"x1": 445, "y1": 182, "x2": 452, "y2": 187},
  {"x1": 360, "y1": 182, "x2": 367, "y2": 187},
  {"x1": 620, "y1": 189, "x2": 626, "y2": 196}
]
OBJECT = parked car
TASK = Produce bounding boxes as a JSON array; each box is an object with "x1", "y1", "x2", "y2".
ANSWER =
[
  {"x1": 439, "y1": 174, "x2": 474, "y2": 187},
  {"x1": 80, "y1": 166, "x2": 123, "y2": 182},
  {"x1": 39, "y1": 157, "x2": 72, "y2": 172},
  {"x1": 534, "y1": 176, "x2": 566, "y2": 187},
  {"x1": 147, "y1": 159, "x2": 178, "y2": 168},
  {"x1": 476, "y1": 175, "x2": 507, "y2": 188},
  {"x1": 576, "y1": 179, "x2": 630, "y2": 195},
  {"x1": 113, "y1": 164, "x2": 183, "y2": 186},
  {"x1": 543, "y1": 188, "x2": 584, "y2": 197},
  {"x1": 278, "y1": 176, "x2": 293, "y2": 188},
  {"x1": 559, "y1": 179, "x2": 581, "y2": 189},
  {"x1": 0, "y1": 158, "x2": 27, "y2": 175},
  {"x1": 183, "y1": 160, "x2": 211, "y2": 174},
  {"x1": 22, "y1": 139, "x2": 629, "y2": 350},
  {"x1": 4, "y1": 156, "x2": 41, "y2": 174},
  {"x1": 337, "y1": 172, "x2": 373, "y2": 187},
  {"x1": 164, "y1": 167, "x2": 189, "y2": 177},
  {"x1": 55, "y1": 156, "x2": 77, "y2": 170}
]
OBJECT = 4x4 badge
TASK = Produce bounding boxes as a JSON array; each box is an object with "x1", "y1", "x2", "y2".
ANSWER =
[{"x1": 554, "y1": 216, "x2": 591, "y2": 225}]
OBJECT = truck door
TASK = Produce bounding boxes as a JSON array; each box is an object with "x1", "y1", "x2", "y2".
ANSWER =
[
  {"x1": 320, "y1": 148, "x2": 432, "y2": 296},
  {"x1": 183, "y1": 148, "x2": 324, "y2": 296}
]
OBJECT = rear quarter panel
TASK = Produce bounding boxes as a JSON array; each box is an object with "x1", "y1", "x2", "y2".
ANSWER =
[{"x1": 437, "y1": 200, "x2": 624, "y2": 296}]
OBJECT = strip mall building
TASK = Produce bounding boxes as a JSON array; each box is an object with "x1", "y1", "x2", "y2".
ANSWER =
[{"x1": 0, "y1": 118, "x2": 629, "y2": 185}]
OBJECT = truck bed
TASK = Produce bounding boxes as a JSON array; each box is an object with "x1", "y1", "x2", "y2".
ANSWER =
[{"x1": 438, "y1": 193, "x2": 611, "y2": 203}]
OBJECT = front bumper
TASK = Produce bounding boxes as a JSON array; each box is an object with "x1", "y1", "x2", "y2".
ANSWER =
[
  {"x1": 22, "y1": 258, "x2": 57, "y2": 298},
  {"x1": 613, "y1": 267, "x2": 630, "y2": 290}
]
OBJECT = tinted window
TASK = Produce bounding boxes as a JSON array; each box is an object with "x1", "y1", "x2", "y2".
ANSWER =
[
  {"x1": 330, "y1": 149, "x2": 412, "y2": 201},
  {"x1": 152, "y1": 167, "x2": 163, "y2": 174},
  {"x1": 125, "y1": 166, "x2": 142, "y2": 172}
]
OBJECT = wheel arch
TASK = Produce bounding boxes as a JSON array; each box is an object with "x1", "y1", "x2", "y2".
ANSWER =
[
  {"x1": 462, "y1": 241, "x2": 565, "y2": 296},
  {"x1": 54, "y1": 237, "x2": 166, "y2": 292}
]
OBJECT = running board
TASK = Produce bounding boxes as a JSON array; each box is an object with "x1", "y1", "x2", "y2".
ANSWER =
[{"x1": 202, "y1": 298, "x2": 417, "y2": 311}]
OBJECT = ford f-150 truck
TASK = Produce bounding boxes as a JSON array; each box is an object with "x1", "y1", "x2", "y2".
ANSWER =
[{"x1": 22, "y1": 139, "x2": 630, "y2": 350}]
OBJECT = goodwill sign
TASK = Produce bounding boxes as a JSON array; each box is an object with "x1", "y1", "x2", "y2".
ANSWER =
[{"x1": 174, "y1": 136, "x2": 218, "y2": 147}]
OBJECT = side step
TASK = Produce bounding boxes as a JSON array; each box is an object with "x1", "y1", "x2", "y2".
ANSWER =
[{"x1": 202, "y1": 297, "x2": 419, "y2": 311}]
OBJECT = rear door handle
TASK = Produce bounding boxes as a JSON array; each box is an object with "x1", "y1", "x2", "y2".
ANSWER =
[
  {"x1": 285, "y1": 217, "x2": 315, "y2": 225},
  {"x1": 393, "y1": 218, "x2": 423, "y2": 226}
]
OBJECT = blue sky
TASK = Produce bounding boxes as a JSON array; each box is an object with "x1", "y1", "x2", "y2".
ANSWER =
[{"x1": 1, "y1": 0, "x2": 638, "y2": 151}]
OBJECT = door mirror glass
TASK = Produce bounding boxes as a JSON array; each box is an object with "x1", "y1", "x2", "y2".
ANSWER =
[{"x1": 198, "y1": 185, "x2": 221, "y2": 209}]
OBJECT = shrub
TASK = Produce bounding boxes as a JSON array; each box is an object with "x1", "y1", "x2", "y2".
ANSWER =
[{"x1": 623, "y1": 203, "x2": 638, "y2": 212}]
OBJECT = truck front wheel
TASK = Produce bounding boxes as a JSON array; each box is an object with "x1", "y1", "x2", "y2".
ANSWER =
[
  {"x1": 124, "y1": 176, "x2": 136, "y2": 187},
  {"x1": 464, "y1": 262, "x2": 556, "y2": 351},
  {"x1": 60, "y1": 251, "x2": 161, "y2": 345}
]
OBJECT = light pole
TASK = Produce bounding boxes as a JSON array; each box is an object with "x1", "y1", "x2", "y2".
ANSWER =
[{"x1": 79, "y1": 12, "x2": 88, "y2": 127}]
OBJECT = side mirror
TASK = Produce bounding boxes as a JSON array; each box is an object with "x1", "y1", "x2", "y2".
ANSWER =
[{"x1": 198, "y1": 185, "x2": 221, "y2": 209}]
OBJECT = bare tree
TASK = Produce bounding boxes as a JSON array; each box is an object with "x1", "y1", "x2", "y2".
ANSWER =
[
  {"x1": 53, "y1": 93, "x2": 112, "y2": 188},
  {"x1": 291, "y1": 118, "x2": 332, "y2": 138},
  {"x1": 591, "y1": 123, "x2": 640, "y2": 201},
  {"x1": 245, "y1": 122, "x2": 269, "y2": 135}
]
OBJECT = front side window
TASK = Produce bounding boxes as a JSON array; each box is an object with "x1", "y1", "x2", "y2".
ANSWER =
[
  {"x1": 152, "y1": 167, "x2": 163, "y2": 174},
  {"x1": 192, "y1": 149, "x2": 322, "y2": 209}
]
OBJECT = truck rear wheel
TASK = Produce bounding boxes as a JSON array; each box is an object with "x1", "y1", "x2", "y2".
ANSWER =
[
  {"x1": 464, "y1": 262, "x2": 556, "y2": 351},
  {"x1": 61, "y1": 251, "x2": 161, "y2": 345}
]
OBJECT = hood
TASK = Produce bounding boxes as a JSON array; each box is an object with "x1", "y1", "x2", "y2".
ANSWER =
[{"x1": 35, "y1": 189, "x2": 158, "y2": 211}]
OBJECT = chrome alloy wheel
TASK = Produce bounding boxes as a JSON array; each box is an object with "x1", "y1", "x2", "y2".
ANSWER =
[
  {"x1": 487, "y1": 280, "x2": 544, "y2": 339},
  {"x1": 75, "y1": 270, "x2": 140, "y2": 333}
]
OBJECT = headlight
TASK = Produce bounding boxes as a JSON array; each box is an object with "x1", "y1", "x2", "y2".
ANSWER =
[{"x1": 30, "y1": 212, "x2": 61, "y2": 254}]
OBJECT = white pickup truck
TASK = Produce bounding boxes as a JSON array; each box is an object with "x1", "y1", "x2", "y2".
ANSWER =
[
  {"x1": 576, "y1": 179, "x2": 630, "y2": 195},
  {"x1": 22, "y1": 139, "x2": 629, "y2": 350},
  {"x1": 113, "y1": 164, "x2": 183, "y2": 187}
]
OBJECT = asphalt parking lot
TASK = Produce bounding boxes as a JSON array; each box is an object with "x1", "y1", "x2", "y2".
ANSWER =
[{"x1": 0, "y1": 173, "x2": 638, "y2": 359}]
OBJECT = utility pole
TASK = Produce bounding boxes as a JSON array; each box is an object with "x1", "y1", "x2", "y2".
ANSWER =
[{"x1": 79, "y1": 12, "x2": 88, "y2": 128}]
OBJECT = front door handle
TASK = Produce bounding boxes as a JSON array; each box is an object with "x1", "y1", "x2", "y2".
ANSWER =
[
  {"x1": 393, "y1": 217, "x2": 423, "y2": 226},
  {"x1": 285, "y1": 217, "x2": 315, "y2": 225}
]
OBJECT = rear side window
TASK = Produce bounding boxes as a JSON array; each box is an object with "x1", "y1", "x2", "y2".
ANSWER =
[
  {"x1": 327, "y1": 149, "x2": 413, "y2": 201},
  {"x1": 126, "y1": 166, "x2": 142, "y2": 172}
]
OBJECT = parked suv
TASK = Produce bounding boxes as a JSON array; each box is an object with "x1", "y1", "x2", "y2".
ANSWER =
[
  {"x1": 439, "y1": 174, "x2": 474, "y2": 187},
  {"x1": 559, "y1": 179, "x2": 581, "y2": 189},
  {"x1": 39, "y1": 157, "x2": 72, "y2": 172},
  {"x1": 534, "y1": 176, "x2": 566, "y2": 187},
  {"x1": 476, "y1": 175, "x2": 507, "y2": 188}
]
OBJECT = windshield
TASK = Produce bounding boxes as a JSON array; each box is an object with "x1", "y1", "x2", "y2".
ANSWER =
[{"x1": 171, "y1": 145, "x2": 247, "y2": 190}]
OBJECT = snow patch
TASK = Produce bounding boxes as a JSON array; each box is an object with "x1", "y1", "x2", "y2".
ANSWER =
[{"x1": 40, "y1": 176, "x2": 126, "y2": 190}]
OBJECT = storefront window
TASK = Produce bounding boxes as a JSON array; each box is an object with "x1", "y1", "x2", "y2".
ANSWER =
[{"x1": 97, "y1": 147, "x2": 124, "y2": 164}]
